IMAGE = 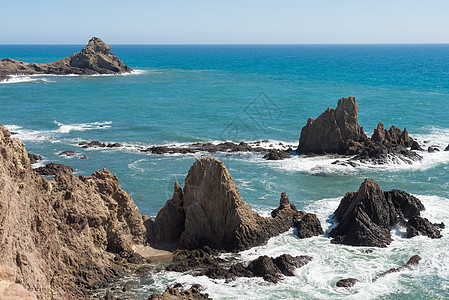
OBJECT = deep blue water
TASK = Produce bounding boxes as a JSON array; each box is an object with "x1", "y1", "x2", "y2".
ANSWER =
[{"x1": 1, "y1": 44, "x2": 448, "y2": 299}]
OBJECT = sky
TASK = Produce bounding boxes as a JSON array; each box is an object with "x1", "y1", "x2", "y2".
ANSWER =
[{"x1": 1, "y1": 0, "x2": 448, "y2": 44}]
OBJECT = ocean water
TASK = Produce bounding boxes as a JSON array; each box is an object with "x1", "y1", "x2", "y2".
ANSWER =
[{"x1": 1, "y1": 44, "x2": 449, "y2": 299}]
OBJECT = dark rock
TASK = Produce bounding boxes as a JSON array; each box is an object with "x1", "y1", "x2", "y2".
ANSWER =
[
  {"x1": 35, "y1": 162, "x2": 73, "y2": 176},
  {"x1": 336, "y1": 278, "x2": 358, "y2": 288},
  {"x1": 165, "y1": 247, "x2": 223, "y2": 273},
  {"x1": 406, "y1": 216, "x2": 443, "y2": 239},
  {"x1": 246, "y1": 255, "x2": 283, "y2": 283},
  {"x1": 28, "y1": 153, "x2": 42, "y2": 164},
  {"x1": 107, "y1": 143, "x2": 123, "y2": 148},
  {"x1": 294, "y1": 213, "x2": 324, "y2": 238},
  {"x1": 428, "y1": 147, "x2": 436, "y2": 153},
  {"x1": 411, "y1": 140, "x2": 423, "y2": 151},
  {"x1": 329, "y1": 178, "x2": 428, "y2": 247},
  {"x1": 147, "y1": 285, "x2": 212, "y2": 300},
  {"x1": 262, "y1": 150, "x2": 291, "y2": 160},
  {"x1": 0, "y1": 37, "x2": 132, "y2": 77},
  {"x1": 150, "y1": 158, "x2": 308, "y2": 252},
  {"x1": 59, "y1": 150, "x2": 76, "y2": 156},
  {"x1": 272, "y1": 254, "x2": 312, "y2": 276},
  {"x1": 80, "y1": 141, "x2": 106, "y2": 148},
  {"x1": 445, "y1": 144, "x2": 449, "y2": 151},
  {"x1": 127, "y1": 252, "x2": 145, "y2": 264},
  {"x1": 373, "y1": 255, "x2": 422, "y2": 281},
  {"x1": 296, "y1": 97, "x2": 421, "y2": 164}
]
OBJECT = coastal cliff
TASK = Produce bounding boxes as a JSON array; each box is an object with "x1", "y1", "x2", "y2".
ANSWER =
[
  {"x1": 0, "y1": 125, "x2": 149, "y2": 299},
  {"x1": 0, "y1": 37, "x2": 132, "y2": 81}
]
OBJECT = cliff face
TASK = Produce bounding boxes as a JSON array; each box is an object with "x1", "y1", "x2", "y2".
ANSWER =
[
  {"x1": 151, "y1": 157, "x2": 322, "y2": 252},
  {"x1": 0, "y1": 37, "x2": 132, "y2": 81},
  {"x1": 0, "y1": 125, "x2": 146, "y2": 299}
]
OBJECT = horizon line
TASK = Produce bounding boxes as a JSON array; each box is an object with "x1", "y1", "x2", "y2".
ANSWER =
[{"x1": 0, "y1": 42, "x2": 449, "y2": 46}]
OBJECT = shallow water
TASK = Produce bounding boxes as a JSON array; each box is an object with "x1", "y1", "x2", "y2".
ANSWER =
[{"x1": 1, "y1": 44, "x2": 448, "y2": 299}]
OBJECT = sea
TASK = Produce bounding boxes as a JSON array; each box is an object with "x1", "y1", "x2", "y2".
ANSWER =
[{"x1": 1, "y1": 44, "x2": 448, "y2": 299}]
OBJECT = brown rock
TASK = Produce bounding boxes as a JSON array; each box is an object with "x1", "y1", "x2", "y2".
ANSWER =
[
  {"x1": 27, "y1": 153, "x2": 42, "y2": 164},
  {"x1": 34, "y1": 162, "x2": 73, "y2": 176},
  {"x1": 147, "y1": 285, "x2": 212, "y2": 300},
  {"x1": 336, "y1": 278, "x2": 358, "y2": 288},
  {"x1": 0, "y1": 37, "x2": 132, "y2": 77},
  {"x1": 151, "y1": 158, "x2": 307, "y2": 252},
  {"x1": 0, "y1": 125, "x2": 147, "y2": 299},
  {"x1": 294, "y1": 213, "x2": 324, "y2": 238}
]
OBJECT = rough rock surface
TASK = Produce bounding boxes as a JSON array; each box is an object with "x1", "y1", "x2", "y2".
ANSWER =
[
  {"x1": 296, "y1": 97, "x2": 422, "y2": 164},
  {"x1": 166, "y1": 248, "x2": 311, "y2": 283},
  {"x1": 27, "y1": 153, "x2": 42, "y2": 164},
  {"x1": 262, "y1": 149, "x2": 291, "y2": 160},
  {"x1": 150, "y1": 157, "x2": 321, "y2": 251},
  {"x1": 329, "y1": 178, "x2": 442, "y2": 247},
  {"x1": 293, "y1": 213, "x2": 324, "y2": 238},
  {"x1": 147, "y1": 285, "x2": 212, "y2": 300},
  {"x1": 406, "y1": 216, "x2": 444, "y2": 239},
  {"x1": 0, "y1": 125, "x2": 148, "y2": 299},
  {"x1": 34, "y1": 162, "x2": 73, "y2": 176},
  {"x1": 0, "y1": 37, "x2": 132, "y2": 81}
]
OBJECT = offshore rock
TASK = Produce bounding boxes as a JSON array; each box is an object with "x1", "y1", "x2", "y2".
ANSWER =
[
  {"x1": 34, "y1": 162, "x2": 73, "y2": 176},
  {"x1": 147, "y1": 285, "x2": 212, "y2": 300},
  {"x1": 296, "y1": 97, "x2": 422, "y2": 164},
  {"x1": 0, "y1": 125, "x2": 148, "y2": 299},
  {"x1": 293, "y1": 213, "x2": 324, "y2": 238},
  {"x1": 28, "y1": 153, "x2": 42, "y2": 164},
  {"x1": 262, "y1": 149, "x2": 291, "y2": 160},
  {"x1": 328, "y1": 178, "x2": 440, "y2": 247},
  {"x1": 406, "y1": 216, "x2": 444, "y2": 239},
  {"x1": 0, "y1": 37, "x2": 132, "y2": 81},
  {"x1": 150, "y1": 157, "x2": 320, "y2": 252}
]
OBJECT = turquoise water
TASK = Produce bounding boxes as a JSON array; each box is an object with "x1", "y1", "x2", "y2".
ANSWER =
[{"x1": 1, "y1": 44, "x2": 449, "y2": 299}]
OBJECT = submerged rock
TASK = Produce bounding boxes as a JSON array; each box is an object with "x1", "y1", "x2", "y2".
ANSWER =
[
  {"x1": 296, "y1": 97, "x2": 422, "y2": 164},
  {"x1": 329, "y1": 178, "x2": 442, "y2": 247},
  {"x1": 150, "y1": 157, "x2": 322, "y2": 252},
  {"x1": 0, "y1": 37, "x2": 132, "y2": 78},
  {"x1": 0, "y1": 125, "x2": 151, "y2": 298},
  {"x1": 59, "y1": 150, "x2": 76, "y2": 156}
]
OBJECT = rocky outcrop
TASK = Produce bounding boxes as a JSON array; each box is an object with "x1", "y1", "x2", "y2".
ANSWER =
[
  {"x1": 0, "y1": 125, "x2": 151, "y2": 299},
  {"x1": 27, "y1": 153, "x2": 42, "y2": 164},
  {"x1": 336, "y1": 255, "x2": 421, "y2": 288},
  {"x1": 0, "y1": 37, "x2": 132, "y2": 81},
  {"x1": 150, "y1": 157, "x2": 322, "y2": 252},
  {"x1": 296, "y1": 97, "x2": 423, "y2": 164},
  {"x1": 294, "y1": 213, "x2": 324, "y2": 238},
  {"x1": 297, "y1": 97, "x2": 366, "y2": 154},
  {"x1": 34, "y1": 162, "x2": 73, "y2": 176},
  {"x1": 406, "y1": 216, "x2": 444, "y2": 239},
  {"x1": 166, "y1": 248, "x2": 311, "y2": 284},
  {"x1": 148, "y1": 285, "x2": 212, "y2": 300},
  {"x1": 329, "y1": 178, "x2": 443, "y2": 247},
  {"x1": 262, "y1": 149, "x2": 291, "y2": 160}
]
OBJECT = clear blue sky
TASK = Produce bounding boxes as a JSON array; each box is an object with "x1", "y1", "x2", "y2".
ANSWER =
[{"x1": 1, "y1": 0, "x2": 448, "y2": 44}]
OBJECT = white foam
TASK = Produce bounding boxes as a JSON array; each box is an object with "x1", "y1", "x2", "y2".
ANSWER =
[
  {"x1": 0, "y1": 75, "x2": 54, "y2": 84},
  {"x1": 54, "y1": 120, "x2": 112, "y2": 133}
]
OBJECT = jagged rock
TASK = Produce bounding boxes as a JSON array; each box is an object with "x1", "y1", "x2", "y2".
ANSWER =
[
  {"x1": 297, "y1": 97, "x2": 366, "y2": 154},
  {"x1": 336, "y1": 278, "x2": 358, "y2": 288},
  {"x1": 0, "y1": 125, "x2": 152, "y2": 299},
  {"x1": 150, "y1": 158, "x2": 309, "y2": 252},
  {"x1": 27, "y1": 153, "x2": 42, "y2": 164},
  {"x1": 147, "y1": 285, "x2": 212, "y2": 300},
  {"x1": 35, "y1": 162, "x2": 73, "y2": 175},
  {"x1": 79, "y1": 140, "x2": 107, "y2": 148},
  {"x1": 59, "y1": 150, "x2": 76, "y2": 156},
  {"x1": 165, "y1": 247, "x2": 223, "y2": 273},
  {"x1": 294, "y1": 213, "x2": 324, "y2": 238},
  {"x1": 427, "y1": 147, "x2": 438, "y2": 153},
  {"x1": 272, "y1": 254, "x2": 312, "y2": 276},
  {"x1": 247, "y1": 255, "x2": 283, "y2": 283},
  {"x1": 0, "y1": 37, "x2": 132, "y2": 77},
  {"x1": 411, "y1": 140, "x2": 423, "y2": 151},
  {"x1": 262, "y1": 149, "x2": 291, "y2": 160},
  {"x1": 406, "y1": 216, "x2": 444, "y2": 239},
  {"x1": 329, "y1": 178, "x2": 430, "y2": 247},
  {"x1": 297, "y1": 97, "x2": 422, "y2": 164},
  {"x1": 445, "y1": 144, "x2": 449, "y2": 151},
  {"x1": 107, "y1": 143, "x2": 123, "y2": 148}
]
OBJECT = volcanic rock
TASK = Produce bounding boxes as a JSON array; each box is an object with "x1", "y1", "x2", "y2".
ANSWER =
[
  {"x1": 0, "y1": 125, "x2": 151, "y2": 298},
  {"x1": 406, "y1": 216, "x2": 444, "y2": 239},
  {"x1": 328, "y1": 178, "x2": 438, "y2": 247},
  {"x1": 411, "y1": 140, "x2": 423, "y2": 151},
  {"x1": 293, "y1": 213, "x2": 324, "y2": 238},
  {"x1": 150, "y1": 157, "x2": 316, "y2": 252},
  {"x1": 34, "y1": 162, "x2": 73, "y2": 176},
  {"x1": 296, "y1": 97, "x2": 422, "y2": 164},
  {"x1": 28, "y1": 153, "x2": 42, "y2": 164},
  {"x1": 262, "y1": 149, "x2": 291, "y2": 160},
  {"x1": 0, "y1": 37, "x2": 132, "y2": 79},
  {"x1": 147, "y1": 285, "x2": 212, "y2": 300},
  {"x1": 445, "y1": 144, "x2": 449, "y2": 151}
]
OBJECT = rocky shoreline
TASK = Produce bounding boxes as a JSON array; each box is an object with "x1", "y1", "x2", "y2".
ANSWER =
[{"x1": 0, "y1": 37, "x2": 132, "y2": 82}]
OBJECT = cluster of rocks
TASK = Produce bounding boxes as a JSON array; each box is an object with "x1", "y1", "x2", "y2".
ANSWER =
[
  {"x1": 79, "y1": 141, "x2": 123, "y2": 148},
  {"x1": 165, "y1": 247, "x2": 312, "y2": 284},
  {"x1": 148, "y1": 284, "x2": 212, "y2": 300},
  {"x1": 297, "y1": 97, "x2": 423, "y2": 165},
  {"x1": 329, "y1": 178, "x2": 444, "y2": 247},
  {"x1": 0, "y1": 37, "x2": 132, "y2": 82}
]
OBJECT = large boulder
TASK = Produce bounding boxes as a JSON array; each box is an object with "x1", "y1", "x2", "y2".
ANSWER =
[
  {"x1": 150, "y1": 157, "x2": 321, "y2": 252},
  {"x1": 0, "y1": 37, "x2": 132, "y2": 77},
  {"x1": 0, "y1": 125, "x2": 149, "y2": 299},
  {"x1": 329, "y1": 178, "x2": 441, "y2": 247}
]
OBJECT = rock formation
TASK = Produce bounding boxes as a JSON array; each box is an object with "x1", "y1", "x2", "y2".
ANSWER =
[
  {"x1": 0, "y1": 125, "x2": 155, "y2": 299},
  {"x1": 150, "y1": 157, "x2": 322, "y2": 252},
  {"x1": 148, "y1": 285, "x2": 212, "y2": 300},
  {"x1": 329, "y1": 178, "x2": 443, "y2": 247},
  {"x1": 336, "y1": 255, "x2": 422, "y2": 288},
  {"x1": 0, "y1": 37, "x2": 132, "y2": 81},
  {"x1": 296, "y1": 97, "x2": 423, "y2": 164}
]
